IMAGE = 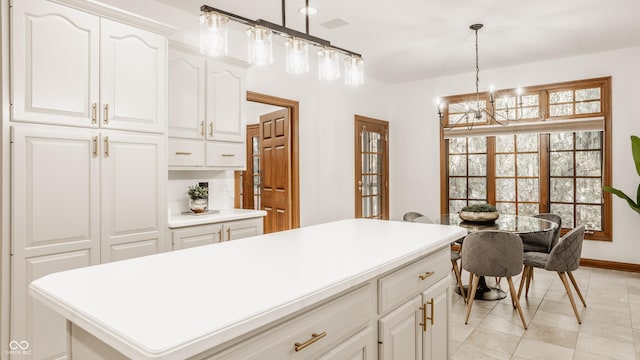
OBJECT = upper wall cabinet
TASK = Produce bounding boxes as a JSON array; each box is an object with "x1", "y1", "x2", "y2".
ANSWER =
[
  {"x1": 206, "y1": 58, "x2": 245, "y2": 142},
  {"x1": 168, "y1": 45, "x2": 246, "y2": 143},
  {"x1": 11, "y1": 0, "x2": 167, "y2": 133},
  {"x1": 168, "y1": 44, "x2": 247, "y2": 170},
  {"x1": 168, "y1": 47, "x2": 206, "y2": 139}
]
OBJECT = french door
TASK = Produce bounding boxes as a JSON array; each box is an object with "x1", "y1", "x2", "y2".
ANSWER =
[{"x1": 355, "y1": 115, "x2": 389, "y2": 219}]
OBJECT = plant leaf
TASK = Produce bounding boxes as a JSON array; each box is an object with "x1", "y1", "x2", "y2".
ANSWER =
[
  {"x1": 632, "y1": 135, "x2": 640, "y2": 177},
  {"x1": 604, "y1": 186, "x2": 640, "y2": 214}
]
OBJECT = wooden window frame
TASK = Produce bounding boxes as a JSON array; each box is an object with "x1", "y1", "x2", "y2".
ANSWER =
[{"x1": 440, "y1": 77, "x2": 612, "y2": 241}]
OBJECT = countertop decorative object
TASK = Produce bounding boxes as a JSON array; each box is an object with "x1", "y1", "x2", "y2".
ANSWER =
[
  {"x1": 458, "y1": 203, "x2": 499, "y2": 223},
  {"x1": 30, "y1": 219, "x2": 466, "y2": 360}
]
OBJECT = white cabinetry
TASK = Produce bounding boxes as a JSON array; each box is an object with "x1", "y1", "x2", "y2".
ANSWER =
[
  {"x1": 12, "y1": 0, "x2": 166, "y2": 133},
  {"x1": 168, "y1": 45, "x2": 247, "y2": 170},
  {"x1": 8, "y1": 0, "x2": 173, "y2": 358},
  {"x1": 171, "y1": 217, "x2": 263, "y2": 250},
  {"x1": 100, "y1": 131, "x2": 167, "y2": 262},
  {"x1": 10, "y1": 124, "x2": 166, "y2": 357},
  {"x1": 379, "y1": 277, "x2": 450, "y2": 360}
]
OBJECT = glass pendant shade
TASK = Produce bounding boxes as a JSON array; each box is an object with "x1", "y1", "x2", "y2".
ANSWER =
[
  {"x1": 285, "y1": 38, "x2": 309, "y2": 74},
  {"x1": 317, "y1": 48, "x2": 340, "y2": 80},
  {"x1": 247, "y1": 26, "x2": 273, "y2": 66},
  {"x1": 199, "y1": 11, "x2": 229, "y2": 56},
  {"x1": 344, "y1": 55, "x2": 364, "y2": 86}
]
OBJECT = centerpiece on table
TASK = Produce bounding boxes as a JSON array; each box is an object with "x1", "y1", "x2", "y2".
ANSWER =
[
  {"x1": 188, "y1": 185, "x2": 209, "y2": 213},
  {"x1": 458, "y1": 203, "x2": 499, "y2": 223}
]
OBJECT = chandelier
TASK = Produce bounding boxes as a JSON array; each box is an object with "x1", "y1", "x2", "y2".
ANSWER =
[
  {"x1": 200, "y1": 1, "x2": 364, "y2": 86},
  {"x1": 437, "y1": 24, "x2": 523, "y2": 128}
]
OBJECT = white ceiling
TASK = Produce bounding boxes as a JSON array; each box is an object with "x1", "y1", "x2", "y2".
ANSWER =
[{"x1": 158, "y1": 0, "x2": 640, "y2": 84}]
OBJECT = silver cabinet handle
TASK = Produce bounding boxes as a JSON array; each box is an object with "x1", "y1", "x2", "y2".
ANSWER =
[{"x1": 175, "y1": 152, "x2": 192, "y2": 156}]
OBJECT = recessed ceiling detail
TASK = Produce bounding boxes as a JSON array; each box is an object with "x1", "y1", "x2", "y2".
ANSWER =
[{"x1": 320, "y1": 18, "x2": 349, "y2": 30}]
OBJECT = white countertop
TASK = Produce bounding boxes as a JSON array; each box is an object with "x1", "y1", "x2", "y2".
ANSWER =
[
  {"x1": 30, "y1": 219, "x2": 466, "y2": 360},
  {"x1": 168, "y1": 208, "x2": 266, "y2": 228}
]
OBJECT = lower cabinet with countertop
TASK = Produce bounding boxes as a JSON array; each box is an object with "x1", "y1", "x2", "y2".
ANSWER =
[
  {"x1": 169, "y1": 209, "x2": 266, "y2": 250},
  {"x1": 30, "y1": 219, "x2": 466, "y2": 360}
]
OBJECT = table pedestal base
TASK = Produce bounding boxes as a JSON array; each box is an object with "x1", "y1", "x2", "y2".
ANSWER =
[{"x1": 454, "y1": 276, "x2": 507, "y2": 301}]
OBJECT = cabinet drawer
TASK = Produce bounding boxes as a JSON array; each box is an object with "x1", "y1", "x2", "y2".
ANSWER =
[
  {"x1": 378, "y1": 247, "x2": 449, "y2": 314},
  {"x1": 206, "y1": 141, "x2": 245, "y2": 168},
  {"x1": 168, "y1": 138, "x2": 205, "y2": 167},
  {"x1": 172, "y1": 224, "x2": 222, "y2": 250},
  {"x1": 209, "y1": 285, "x2": 374, "y2": 360}
]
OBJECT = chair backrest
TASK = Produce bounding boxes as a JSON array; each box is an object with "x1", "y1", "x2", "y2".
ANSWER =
[
  {"x1": 461, "y1": 231, "x2": 523, "y2": 277},
  {"x1": 403, "y1": 211, "x2": 424, "y2": 222},
  {"x1": 535, "y1": 213, "x2": 562, "y2": 250},
  {"x1": 545, "y1": 225, "x2": 585, "y2": 272}
]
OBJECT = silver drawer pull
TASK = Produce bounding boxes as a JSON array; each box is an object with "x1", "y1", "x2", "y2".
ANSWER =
[
  {"x1": 221, "y1": 153, "x2": 236, "y2": 157},
  {"x1": 294, "y1": 332, "x2": 327, "y2": 352},
  {"x1": 419, "y1": 271, "x2": 435, "y2": 281},
  {"x1": 175, "y1": 152, "x2": 192, "y2": 156}
]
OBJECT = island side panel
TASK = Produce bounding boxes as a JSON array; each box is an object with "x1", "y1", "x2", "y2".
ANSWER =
[{"x1": 69, "y1": 322, "x2": 128, "y2": 360}]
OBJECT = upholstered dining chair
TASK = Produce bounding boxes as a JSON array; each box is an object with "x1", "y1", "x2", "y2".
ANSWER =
[
  {"x1": 520, "y1": 213, "x2": 562, "y2": 253},
  {"x1": 518, "y1": 225, "x2": 586, "y2": 324},
  {"x1": 462, "y1": 231, "x2": 527, "y2": 329},
  {"x1": 402, "y1": 212, "x2": 467, "y2": 303}
]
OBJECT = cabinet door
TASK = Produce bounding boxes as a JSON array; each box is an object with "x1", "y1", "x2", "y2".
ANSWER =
[
  {"x1": 421, "y1": 278, "x2": 450, "y2": 360},
  {"x1": 101, "y1": 131, "x2": 166, "y2": 262},
  {"x1": 223, "y1": 218, "x2": 263, "y2": 241},
  {"x1": 172, "y1": 224, "x2": 223, "y2": 250},
  {"x1": 11, "y1": 0, "x2": 100, "y2": 127},
  {"x1": 314, "y1": 326, "x2": 374, "y2": 360},
  {"x1": 100, "y1": 19, "x2": 166, "y2": 133},
  {"x1": 168, "y1": 47, "x2": 206, "y2": 139},
  {"x1": 206, "y1": 59, "x2": 245, "y2": 142},
  {"x1": 11, "y1": 124, "x2": 101, "y2": 359},
  {"x1": 379, "y1": 295, "x2": 422, "y2": 360}
]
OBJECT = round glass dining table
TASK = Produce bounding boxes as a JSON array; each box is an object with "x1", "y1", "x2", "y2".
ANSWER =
[{"x1": 434, "y1": 214, "x2": 558, "y2": 301}]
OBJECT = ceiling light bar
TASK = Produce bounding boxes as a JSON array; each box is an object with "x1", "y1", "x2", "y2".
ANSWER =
[{"x1": 200, "y1": 3, "x2": 363, "y2": 85}]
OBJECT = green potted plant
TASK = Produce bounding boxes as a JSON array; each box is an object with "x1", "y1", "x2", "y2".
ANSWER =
[
  {"x1": 188, "y1": 185, "x2": 209, "y2": 213},
  {"x1": 459, "y1": 203, "x2": 499, "y2": 223},
  {"x1": 603, "y1": 135, "x2": 640, "y2": 215}
]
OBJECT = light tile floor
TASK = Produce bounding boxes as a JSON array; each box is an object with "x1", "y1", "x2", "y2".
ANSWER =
[{"x1": 450, "y1": 266, "x2": 640, "y2": 360}]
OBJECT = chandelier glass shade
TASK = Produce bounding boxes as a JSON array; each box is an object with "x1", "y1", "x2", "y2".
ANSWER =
[
  {"x1": 199, "y1": 11, "x2": 229, "y2": 57},
  {"x1": 247, "y1": 26, "x2": 273, "y2": 66},
  {"x1": 199, "y1": 3, "x2": 363, "y2": 86},
  {"x1": 317, "y1": 48, "x2": 340, "y2": 80},
  {"x1": 285, "y1": 38, "x2": 310, "y2": 74},
  {"x1": 344, "y1": 55, "x2": 364, "y2": 86}
]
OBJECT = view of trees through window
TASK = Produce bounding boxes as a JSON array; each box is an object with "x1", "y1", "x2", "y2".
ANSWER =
[{"x1": 441, "y1": 77, "x2": 611, "y2": 240}]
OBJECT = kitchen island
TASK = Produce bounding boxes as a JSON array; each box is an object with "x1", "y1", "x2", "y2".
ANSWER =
[{"x1": 30, "y1": 219, "x2": 466, "y2": 359}]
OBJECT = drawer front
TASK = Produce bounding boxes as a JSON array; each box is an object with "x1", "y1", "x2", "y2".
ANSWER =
[
  {"x1": 223, "y1": 218, "x2": 263, "y2": 241},
  {"x1": 209, "y1": 285, "x2": 374, "y2": 360},
  {"x1": 378, "y1": 247, "x2": 449, "y2": 315},
  {"x1": 206, "y1": 141, "x2": 245, "y2": 168},
  {"x1": 313, "y1": 326, "x2": 374, "y2": 360},
  {"x1": 172, "y1": 224, "x2": 223, "y2": 250},
  {"x1": 168, "y1": 138, "x2": 205, "y2": 167}
]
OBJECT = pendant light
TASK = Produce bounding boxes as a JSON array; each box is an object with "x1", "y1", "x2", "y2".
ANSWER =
[
  {"x1": 317, "y1": 48, "x2": 340, "y2": 80},
  {"x1": 199, "y1": 11, "x2": 229, "y2": 56},
  {"x1": 344, "y1": 55, "x2": 364, "y2": 86},
  {"x1": 247, "y1": 26, "x2": 273, "y2": 66},
  {"x1": 285, "y1": 38, "x2": 309, "y2": 74}
]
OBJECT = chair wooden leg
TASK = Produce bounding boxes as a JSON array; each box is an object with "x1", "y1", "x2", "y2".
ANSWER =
[
  {"x1": 518, "y1": 266, "x2": 529, "y2": 300},
  {"x1": 567, "y1": 271, "x2": 587, "y2": 307},
  {"x1": 451, "y1": 259, "x2": 467, "y2": 303},
  {"x1": 507, "y1": 277, "x2": 527, "y2": 330},
  {"x1": 558, "y1": 272, "x2": 582, "y2": 324},
  {"x1": 525, "y1": 266, "x2": 533, "y2": 298},
  {"x1": 465, "y1": 274, "x2": 480, "y2": 325}
]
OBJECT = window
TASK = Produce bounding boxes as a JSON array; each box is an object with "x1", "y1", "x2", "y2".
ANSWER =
[{"x1": 440, "y1": 77, "x2": 611, "y2": 240}]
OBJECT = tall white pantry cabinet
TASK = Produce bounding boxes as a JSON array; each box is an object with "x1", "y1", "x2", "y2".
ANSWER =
[{"x1": 7, "y1": 0, "x2": 175, "y2": 358}]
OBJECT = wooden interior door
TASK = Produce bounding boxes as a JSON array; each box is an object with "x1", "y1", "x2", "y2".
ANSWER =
[
  {"x1": 236, "y1": 124, "x2": 261, "y2": 210},
  {"x1": 355, "y1": 116, "x2": 389, "y2": 219},
  {"x1": 260, "y1": 109, "x2": 292, "y2": 233}
]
